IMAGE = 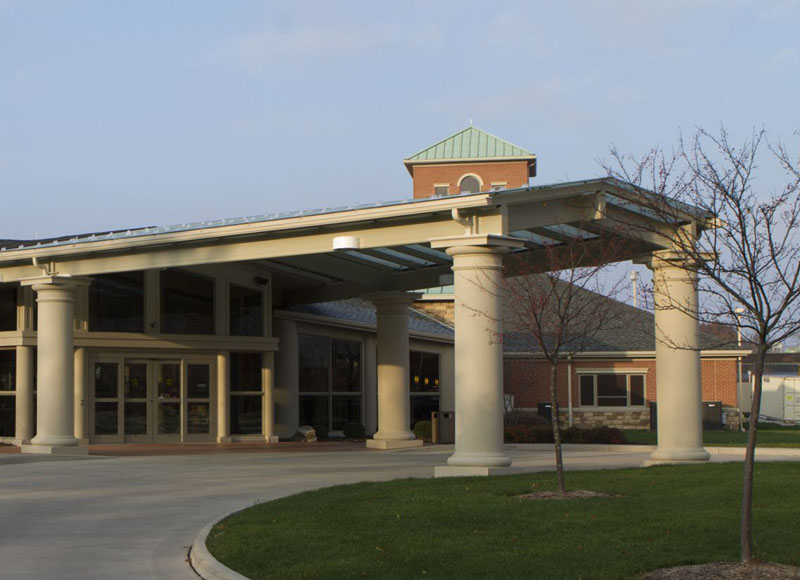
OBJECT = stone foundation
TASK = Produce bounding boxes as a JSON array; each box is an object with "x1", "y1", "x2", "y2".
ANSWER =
[{"x1": 561, "y1": 410, "x2": 651, "y2": 430}]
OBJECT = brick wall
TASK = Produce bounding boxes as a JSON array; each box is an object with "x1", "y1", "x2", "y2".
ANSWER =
[
  {"x1": 410, "y1": 160, "x2": 530, "y2": 198},
  {"x1": 412, "y1": 301, "x2": 454, "y2": 325},
  {"x1": 504, "y1": 356, "x2": 741, "y2": 429}
]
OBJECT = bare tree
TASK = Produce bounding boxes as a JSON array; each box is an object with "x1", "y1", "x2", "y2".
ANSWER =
[
  {"x1": 504, "y1": 237, "x2": 632, "y2": 493},
  {"x1": 604, "y1": 126, "x2": 800, "y2": 562}
]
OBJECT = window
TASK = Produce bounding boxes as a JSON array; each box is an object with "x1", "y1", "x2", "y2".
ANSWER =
[
  {"x1": 410, "y1": 351, "x2": 439, "y2": 427},
  {"x1": 230, "y1": 284, "x2": 263, "y2": 336},
  {"x1": 434, "y1": 186, "x2": 449, "y2": 197},
  {"x1": 230, "y1": 352, "x2": 263, "y2": 435},
  {"x1": 298, "y1": 334, "x2": 361, "y2": 431},
  {"x1": 579, "y1": 373, "x2": 646, "y2": 407},
  {"x1": 0, "y1": 286, "x2": 17, "y2": 331},
  {"x1": 0, "y1": 350, "x2": 15, "y2": 437},
  {"x1": 160, "y1": 269, "x2": 215, "y2": 334},
  {"x1": 491, "y1": 182, "x2": 507, "y2": 191},
  {"x1": 459, "y1": 175, "x2": 481, "y2": 194},
  {"x1": 89, "y1": 272, "x2": 144, "y2": 332}
]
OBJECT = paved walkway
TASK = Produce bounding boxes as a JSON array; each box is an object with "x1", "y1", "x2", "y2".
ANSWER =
[{"x1": 1, "y1": 443, "x2": 798, "y2": 580}]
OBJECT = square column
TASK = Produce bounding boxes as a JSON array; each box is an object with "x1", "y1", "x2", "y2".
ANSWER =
[
  {"x1": 20, "y1": 276, "x2": 90, "y2": 455},
  {"x1": 262, "y1": 351, "x2": 279, "y2": 443},
  {"x1": 365, "y1": 291, "x2": 424, "y2": 450},
  {"x1": 646, "y1": 252, "x2": 709, "y2": 464},
  {"x1": 431, "y1": 235, "x2": 524, "y2": 476},
  {"x1": 216, "y1": 351, "x2": 230, "y2": 442}
]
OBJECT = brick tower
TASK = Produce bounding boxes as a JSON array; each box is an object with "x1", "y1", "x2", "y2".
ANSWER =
[{"x1": 404, "y1": 126, "x2": 536, "y2": 199}]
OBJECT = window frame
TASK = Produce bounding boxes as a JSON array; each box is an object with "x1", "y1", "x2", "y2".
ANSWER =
[{"x1": 577, "y1": 370, "x2": 647, "y2": 409}]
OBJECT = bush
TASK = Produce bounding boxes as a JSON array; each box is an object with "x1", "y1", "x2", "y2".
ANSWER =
[
  {"x1": 343, "y1": 422, "x2": 366, "y2": 439},
  {"x1": 413, "y1": 420, "x2": 432, "y2": 441},
  {"x1": 504, "y1": 424, "x2": 627, "y2": 445},
  {"x1": 504, "y1": 410, "x2": 550, "y2": 428},
  {"x1": 313, "y1": 424, "x2": 329, "y2": 440},
  {"x1": 504, "y1": 424, "x2": 554, "y2": 443}
]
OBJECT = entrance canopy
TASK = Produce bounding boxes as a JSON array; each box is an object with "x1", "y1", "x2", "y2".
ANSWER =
[{"x1": 0, "y1": 177, "x2": 702, "y2": 304}]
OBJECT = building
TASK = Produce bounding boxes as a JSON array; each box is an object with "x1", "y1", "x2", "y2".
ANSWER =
[{"x1": 0, "y1": 127, "x2": 732, "y2": 474}]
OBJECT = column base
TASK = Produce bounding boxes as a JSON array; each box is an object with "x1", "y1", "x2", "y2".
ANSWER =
[
  {"x1": 644, "y1": 446, "x2": 710, "y2": 466},
  {"x1": 435, "y1": 465, "x2": 524, "y2": 478},
  {"x1": 21, "y1": 444, "x2": 89, "y2": 456},
  {"x1": 366, "y1": 439, "x2": 424, "y2": 450},
  {"x1": 447, "y1": 451, "x2": 512, "y2": 468}
]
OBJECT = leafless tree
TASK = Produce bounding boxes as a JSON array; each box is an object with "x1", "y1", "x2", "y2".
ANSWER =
[
  {"x1": 604, "y1": 126, "x2": 800, "y2": 562},
  {"x1": 504, "y1": 237, "x2": 632, "y2": 493}
]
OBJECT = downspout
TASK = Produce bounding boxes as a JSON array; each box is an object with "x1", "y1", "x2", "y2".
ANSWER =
[
  {"x1": 567, "y1": 356, "x2": 573, "y2": 427},
  {"x1": 451, "y1": 208, "x2": 475, "y2": 235}
]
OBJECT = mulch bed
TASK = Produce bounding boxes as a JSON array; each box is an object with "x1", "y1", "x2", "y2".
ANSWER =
[{"x1": 642, "y1": 562, "x2": 800, "y2": 579}]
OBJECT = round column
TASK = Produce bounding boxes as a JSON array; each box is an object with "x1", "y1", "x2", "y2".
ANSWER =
[
  {"x1": 29, "y1": 279, "x2": 84, "y2": 448},
  {"x1": 262, "y1": 351, "x2": 278, "y2": 443},
  {"x1": 14, "y1": 345, "x2": 34, "y2": 444},
  {"x1": 366, "y1": 292, "x2": 422, "y2": 449},
  {"x1": 73, "y1": 346, "x2": 88, "y2": 441},
  {"x1": 447, "y1": 245, "x2": 511, "y2": 468},
  {"x1": 649, "y1": 257, "x2": 709, "y2": 463}
]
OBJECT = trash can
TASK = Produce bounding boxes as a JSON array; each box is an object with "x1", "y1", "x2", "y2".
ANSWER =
[
  {"x1": 431, "y1": 411, "x2": 455, "y2": 444},
  {"x1": 650, "y1": 402, "x2": 658, "y2": 431},
  {"x1": 702, "y1": 401, "x2": 723, "y2": 430},
  {"x1": 537, "y1": 402, "x2": 552, "y2": 422}
]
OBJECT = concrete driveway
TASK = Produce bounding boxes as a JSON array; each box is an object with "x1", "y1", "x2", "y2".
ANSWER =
[{"x1": 0, "y1": 444, "x2": 796, "y2": 580}]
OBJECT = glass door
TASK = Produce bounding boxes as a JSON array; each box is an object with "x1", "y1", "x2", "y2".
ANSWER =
[
  {"x1": 185, "y1": 363, "x2": 212, "y2": 441},
  {"x1": 123, "y1": 361, "x2": 151, "y2": 442},
  {"x1": 156, "y1": 361, "x2": 182, "y2": 442}
]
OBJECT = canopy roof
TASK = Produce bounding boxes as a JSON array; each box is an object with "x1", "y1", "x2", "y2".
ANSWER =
[{"x1": 0, "y1": 177, "x2": 708, "y2": 308}]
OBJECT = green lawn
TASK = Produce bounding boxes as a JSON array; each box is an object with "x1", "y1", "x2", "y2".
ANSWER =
[
  {"x1": 206, "y1": 463, "x2": 800, "y2": 580},
  {"x1": 624, "y1": 425, "x2": 800, "y2": 447}
]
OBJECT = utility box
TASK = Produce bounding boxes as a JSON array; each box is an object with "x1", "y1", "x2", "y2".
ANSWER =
[
  {"x1": 702, "y1": 401, "x2": 723, "y2": 430},
  {"x1": 537, "y1": 402, "x2": 552, "y2": 422},
  {"x1": 760, "y1": 376, "x2": 800, "y2": 421},
  {"x1": 431, "y1": 411, "x2": 455, "y2": 444},
  {"x1": 650, "y1": 402, "x2": 658, "y2": 431}
]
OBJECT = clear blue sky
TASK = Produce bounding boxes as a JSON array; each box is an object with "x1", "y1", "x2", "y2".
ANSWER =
[{"x1": 1, "y1": 0, "x2": 798, "y2": 240}]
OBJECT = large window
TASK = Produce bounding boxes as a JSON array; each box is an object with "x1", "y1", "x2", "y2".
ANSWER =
[
  {"x1": 410, "y1": 351, "x2": 440, "y2": 427},
  {"x1": 89, "y1": 272, "x2": 144, "y2": 332},
  {"x1": 230, "y1": 352, "x2": 262, "y2": 435},
  {"x1": 161, "y1": 269, "x2": 215, "y2": 334},
  {"x1": 298, "y1": 334, "x2": 361, "y2": 432},
  {"x1": 0, "y1": 350, "x2": 15, "y2": 437},
  {"x1": 579, "y1": 373, "x2": 646, "y2": 407},
  {"x1": 230, "y1": 284, "x2": 263, "y2": 336},
  {"x1": 0, "y1": 286, "x2": 17, "y2": 331}
]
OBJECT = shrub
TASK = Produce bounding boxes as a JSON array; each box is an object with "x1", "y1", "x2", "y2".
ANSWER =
[
  {"x1": 504, "y1": 424, "x2": 554, "y2": 443},
  {"x1": 413, "y1": 420, "x2": 432, "y2": 441},
  {"x1": 504, "y1": 410, "x2": 550, "y2": 428},
  {"x1": 343, "y1": 422, "x2": 366, "y2": 439},
  {"x1": 313, "y1": 424, "x2": 329, "y2": 440}
]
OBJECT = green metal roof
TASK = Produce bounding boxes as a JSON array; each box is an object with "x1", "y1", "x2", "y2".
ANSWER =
[{"x1": 404, "y1": 126, "x2": 534, "y2": 163}]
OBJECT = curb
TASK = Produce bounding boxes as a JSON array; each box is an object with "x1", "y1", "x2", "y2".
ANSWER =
[{"x1": 190, "y1": 510, "x2": 251, "y2": 580}]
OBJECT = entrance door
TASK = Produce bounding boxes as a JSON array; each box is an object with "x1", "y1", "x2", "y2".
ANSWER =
[{"x1": 91, "y1": 356, "x2": 215, "y2": 443}]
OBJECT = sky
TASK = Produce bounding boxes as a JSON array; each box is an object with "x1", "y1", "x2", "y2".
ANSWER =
[{"x1": 1, "y1": 0, "x2": 799, "y2": 242}]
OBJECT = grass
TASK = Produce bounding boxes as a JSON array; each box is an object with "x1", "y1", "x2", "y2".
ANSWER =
[
  {"x1": 624, "y1": 424, "x2": 800, "y2": 447},
  {"x1": 206, "y1": 463, "x2": 800, "y2": 580}
]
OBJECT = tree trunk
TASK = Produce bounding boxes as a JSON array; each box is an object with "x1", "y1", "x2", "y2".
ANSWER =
[
  {"x1": 549, "y1": 360, "x2": 566, "y2": 493},
  {"x1": 740, "y1": 344, "x2": 767, "y2": 563}
]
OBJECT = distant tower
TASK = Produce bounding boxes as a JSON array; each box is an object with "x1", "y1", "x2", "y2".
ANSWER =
[
  {"x1": 403, "y1": 127, "x2": 537, "y2": 199},
  {"x1": 630, "y1": 271, "x2": 639, "y2": 308}
]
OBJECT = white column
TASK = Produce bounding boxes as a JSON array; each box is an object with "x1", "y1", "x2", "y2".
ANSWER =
[
  {"x1": 445, "y1": 244, "x2": 511, "y2": 472},
  {"x1": 73, "y1": 346, "x2": 88, "y2": 442},
  {"x1": 647, "y1": 253, "x2": 709, "y2": 464},
  {"x1": 21, "y1": 276, "x2": 90, "y2": 455},
  {"x1": 14, "y1": 345, "x2": 34, "y2": 445},
  {"x1": 216, "y1": 351, "x2": 230, "y2": 442},
  {"x1": 366, "y1": 291, "x2": 423, "y2": 450},
  {"x1": 263, "y1": 351, "x2": 278, "y2": 443}
]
